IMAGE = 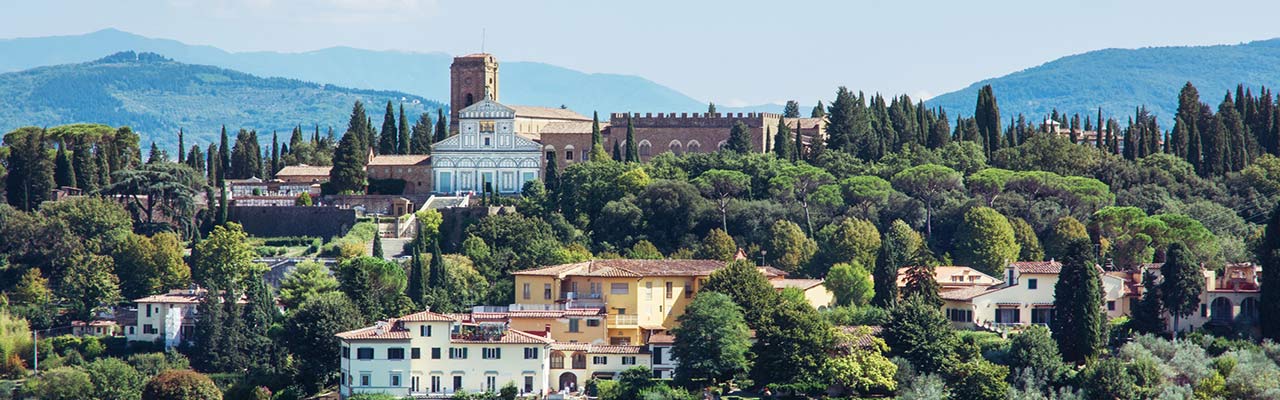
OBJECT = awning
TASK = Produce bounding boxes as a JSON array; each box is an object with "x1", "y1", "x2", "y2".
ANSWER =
[{"x1": 995, "y1": 302, "x2": 1021, "y2": 307}]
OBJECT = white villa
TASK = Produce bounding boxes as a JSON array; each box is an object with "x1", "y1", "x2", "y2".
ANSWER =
[{"x1": 936, "y1": 261, "x2": 1132, "y2": 331}]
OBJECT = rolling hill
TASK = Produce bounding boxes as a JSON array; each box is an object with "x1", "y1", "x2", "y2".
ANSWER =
[
  {"x1": 0, "y1": 51, "x2": 442, "y2": 149},
  {"x1": 926, "y1": 39, "x2": 1280, "y2": 125},
  {"x1": 0, "y1": 29, "x2": 772, "y2": 117}
]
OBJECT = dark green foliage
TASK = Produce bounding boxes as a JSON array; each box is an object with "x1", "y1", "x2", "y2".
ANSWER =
[
  {"x1": 1161, "y1": 242, "x2": 1203, "y2": 333},
  {"x1": 750, "y1": 298, "x2": 833, "y2": 388},
  {"x1": 434, "y1": 109, "x2": 448, "y2": 142},
  {"x1": 783, "y1": 100, "x2": 801, "y2": 118},
  {"x1": 625, "y1": 115, "x2": 638, "y2": 162},
  {"x1": 725, "y1": 121, "x2": 753, "y2": 154},
  {"x1": 702, "y1": 260, "x2": 780, "y2": 330},
  {"x1": 410, "y1": 112, "x2": 433, "y2": 154},
  {"x1": 944, "y1": 359, "x2": 1008, "y2": 400},
  {"x1": 874, "y1": 220, "x2": 919, "y2": 308},
  {"x1": 397, "y1": 103, "x2": 410, "y2": 155},
  {"x1": 328, "y1": 102, "x2": 369, "y2": 194},
  {"x1": 1129, "y1": 270, "x2": 1166, "y2": 335},
  {"x1": 378, "y1": 101, "x2": 398, "y2": 154},
  {"x1": 671, "y1": 292, "x2": 751, "y2": 386},
  {"x1": 1006, "y1": 325, "x2": 1067, "y2": 382},
  {"x1": 406, "y1": 246, "x2": 427, "y2": 307},
  {"x1": 1260, "y1": 203, "x2": 1280, "y2": 340},
  {"x1": 335, "y1": 256, "x2": 410, "y2": 322},
  {"x1": 1079, "y1": 358, "x2": 1137, "y2": 400},
  {"x1": 282, "y1": 292, "x2": 364, "y2": 393},
  {"x1": 4, "y1": 127, "x2": 55, "y2": 210},
  {"x1": 229, "y1": 128, "x2": 261, "y2": 179},
  {"x1": 54, "y1": 139, "x2": 75, "y2": 188},
  {"x1": 773, "y1": 117, "x2": 793, "y2": 160},
  {"x1": 901, "y1": 264, "x2": 942, "y2": 309},
  {"x1": 884, "y1": 294, "x2": 957, "y2": 374},
  {"x1": 975, "y1": 85, "x2": 1002, "y2": 157},
  {"x1": 1051, "y1": 238, "x2": 1105, "y2": 363},
  {"x1": 371, "y1": 233, "x2": 384, "y2": 259}
]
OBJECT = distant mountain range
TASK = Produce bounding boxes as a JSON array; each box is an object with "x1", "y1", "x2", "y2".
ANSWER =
[
  {"x1": 926, "y1": 39, "x2": 1280, "y2": 126},
  {"x1": 0, "y1": 51, "x2": 440, "y2": 149},
  {"x1": 0, "y1": 29, "x2": 776, "y2": 120}
]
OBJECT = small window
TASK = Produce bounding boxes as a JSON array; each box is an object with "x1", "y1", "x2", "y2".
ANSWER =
[
  {"x1": 421, "y1": 325, "x2": 432, "y2": 337},
  {"x1": 1107, "y1": 301, "x2": 1116, "y2": 311},
  {"x1": 665, "y1": 282, "x2": 673, "y2": 299},
  {"x1": 569, "y1": 318, "x2": 580, "y2": 332},
  {"x1": 388, "y1": 348, "x2": 405, "y2": 359},
  {"x1": 546, "y1": 151, "x2": 555, "y2": 161},
  {"x1": 523, "y1": 283, "x2": 530, "y2": 300},
  {"x1": 524, "y1": 376, "x2": 534, "y2": 393},
  {"x1": 611, "y1": 283, "x2": 629, "y2": 294},
  {"x1": 482, "y1": 347, "x2": 502, "y2": 359},
  {"x1": 524, "y1": 347, "x2": 539, "y2": 359},
  {"x1": 645, "y1": 282, "x2": 653, "y2": 300},
  {"x1": 412, "y1": 348, "x2": 421, "y2": 359},
  {"x1": 357, "y1": 348, "x2": 374, "y2": 360},
  {"x1": 593, "y1": 356, "x2": 607, "y2": 365},
  {"x1": 360, "y1": 373, "x2": 371, "y2": 386},
  {"x1": 391, "y1": 373, "x2": 401, "y2": 387},
  {"x1": 431, "y1": 348, "x2": 441, "y2": 359},
  {"x1": 453, "y1": 376, "x2": 463, "y2": 391},
  {"x1": 1027, "y1": 279, "x2": 1038, "y2": 289},
  {"x1": 484, "y1": 137, "x2": 491, "y2": 146},
  {"x1": 566, "y1": 150, "x2": 574, "y2": 160},
  {"x1": 586, "y1": 319, "x2": 601, "y2": 327},
  {"x1": 342, "y1": 347, "x2": 350, "y2": 359},
  {"x1": 622, "y1": 356, "x2": 636, "y2": 365},
  {"x1": 544, "y1": 284, "x2": 553, "y2": 300}
]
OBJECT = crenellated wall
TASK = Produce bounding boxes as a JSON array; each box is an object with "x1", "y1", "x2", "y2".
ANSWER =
[{"x1": 603, "y1": 112, "x2": 784, "y2": 160}]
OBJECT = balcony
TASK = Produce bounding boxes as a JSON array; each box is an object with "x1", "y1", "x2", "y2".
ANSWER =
[{"x1": 609, "y1": 314, "x2": 638, "y2": 328}]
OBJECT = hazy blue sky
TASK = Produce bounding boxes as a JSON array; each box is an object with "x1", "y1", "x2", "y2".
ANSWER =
[{"x1": 6, "y1": 0, "x2": 1280, "y2": 106}]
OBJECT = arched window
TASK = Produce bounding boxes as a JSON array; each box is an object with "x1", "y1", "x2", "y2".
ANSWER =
[
  {"x1": 466, "y1": 93, "x2": 475, "y2": 107},
  {"x1": 550, "y1": 352, "x2": 565, "y2": 369},
  {"x1": 639, "y1": 140, "x2": 652, "y2": 158},
  {"x1": 668, "y1": 140, "x2": 683, "y2": 155},
  {"x1": 1211, "y1": 297, "x2": 1233, "y2": 324},
  {"x1": 717, "y1": 140, "x2": 728, "y2": 150},
  {"x1": 687, "y1": 140, "x2": 702, "y2": 153},
  {"x1": 565, "y1": 145, "x2": 575, "y2": 161},
  {"x1": 1240, "y1": 297, "x2": 1259, "y2": 322},
  {"x1": 544, "y1": 145, "x2": 556, "y2": 161}
]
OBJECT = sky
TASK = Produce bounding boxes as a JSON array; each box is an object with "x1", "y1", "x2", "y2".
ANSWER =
[{"x1": 5, "y1": 0, "x2": 1280, "y2": 107}]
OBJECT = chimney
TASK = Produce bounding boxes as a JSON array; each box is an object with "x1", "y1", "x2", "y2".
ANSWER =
[
  {"x1": 1005, "y1": 262, "x2": 1018, "y2": 286},
  {"x1": 544, "y1": 323, "x2": 552, "y2": 338}
]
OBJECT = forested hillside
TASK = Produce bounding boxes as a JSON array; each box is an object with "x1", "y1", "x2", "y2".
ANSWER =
[
  {"x1": 0, "y1": 51, "x2": 442, "y2": 150},
  {"x1": 928, "y1": 38, "x2": 1280, "y2": 124}
]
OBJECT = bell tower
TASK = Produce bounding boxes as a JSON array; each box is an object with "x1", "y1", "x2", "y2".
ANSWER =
[{"x1": 450, "y1": 53, "x2": 499, "y2": 133}]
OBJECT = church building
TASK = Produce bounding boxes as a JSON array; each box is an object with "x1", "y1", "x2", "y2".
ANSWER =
[{"x1": 430, "y1": 94, "x2": 542, "y2": 194}]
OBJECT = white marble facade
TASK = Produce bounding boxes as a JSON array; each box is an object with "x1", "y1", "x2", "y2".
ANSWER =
[{"x1": 431, "y1": 96, "x2": 542, "y2": 194}]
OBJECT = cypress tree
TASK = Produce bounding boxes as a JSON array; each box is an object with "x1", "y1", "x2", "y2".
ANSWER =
[
  {"x1": 1051, "y1": 238, "x2": 1104, "y2": 363},
  {"x1": 1161, "y1": 243, "x2": 1203, "y2": 337},
  {"x1": 811, "y1": 101, "x2": 826, "y2": 118},
  {"x1": 411, "y1": 112, "x2": 434, "y2": 154},
  {"x1": 974, "y1": 85, "x2": 1002, "y2": 157},
  {"x1": 406, "y1": 246, "x2": 427, "y2": 307},
  {"x1": 329, "y1": 129, "x2": 369, "y2": 194},
  {"x1": 271, "y1": 131, "x2": 280, "y2": 178},
  {"x1": 624, "y1": 115, "x2": 639, "y2": 162},
  {"x1": 218, "y1": 187, "x2": 228, "y2": 225},
  {"x1": 188, "y1": 145, "x2": 203, "y2": 173},
  {"x1": 773, "y1": 118, "x2": 792, "y2": 160},
  {"x1": 290, "y1": 125, "x2": 304, "y2": 150},
  {"x1": 398, "y1": 103, "x2": 411, "y2": 155},
  {"x1": 612, "y1": 140, "x2": 622, "y2": 161},
  {"x1": 825, "y1": 87, "x2": 858, "y2": 153},
  {"x1": 5, "y1": 130, "x2": 55, "y2": 211},
  {"x1": 783, "y1": 100, "x2": 801, "y2": 118},
  {"x1": 178, "y1": 129, "x2": 185, "y2": 164},
  {"x1": 71, "y1": 137, "x2": 96, "y2": 192},
  {"x1": 707, "y1": 102, "x2": 717, "y2": 115},
  {"x1": 429, "y1": 239, "x2": 446, "y2": 288},
  {"x1": 591, "y1": 111, "x2": 603, "y2": 149},
  {"x1": 379, "y1": 101, "x2": 398, "y2": 154},
  {"x1": 726, "y1": 121, "x2": 753, "y2": 154},
  {"x1": 1257, "y1": 203, "x2": 1280, "y2": 340},
  {"x1": 218, "y1": 125, "x2": 230, "y2": 186},
  {"x1": 54, "y1": 139, "x2": 76, "y2": 188},
  {"x1": 544, "y1": 152, "x2": 560, "y2": 194},
  {"x1": 312, "y1": 124, "x2": 321, "y2": 146},
  {"x1": 793, "y1": 119, "x2": 804, "y2": 161},
  {"x1": 1096, "y1": 108, "x2": 1105, "y2": 149},
  {"x1": 434, "y1": 109, "x2": 448, "y2": 141},
  {"x1": 95, "y1": 144, "x2": 110, "y2": 187},
  {"x1": 372, "y1": 233, "x2": 384, "y2": 259},
  {"x1": 206, "y1": 143, "x2": 218, "y2": 183}
]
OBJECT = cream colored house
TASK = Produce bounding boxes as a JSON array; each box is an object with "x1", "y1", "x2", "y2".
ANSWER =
[
  {"x1": 935, "y1": 261, "x2": 1129, "y2": 331},
  {"x1": 771, "y1": 278, "x2": 836, "y2": 310},
  {"x1": 512, "y1": 259, "x2": 787, "y2": 345},
  {"x1": 1141, "y1": 263, "x2": 1261, "y2": 334},
  {"x1": 548, "y1": 343, "x2": 651, "y2": 392},
  {"x1": 124, "y1": 289, "x2": 247, "y2": 348},
  {"x1": 897, "y1": 265, "x2": 1002, "y2": 294},
  {"x1": 337, "y1": 310, "x2": 554, "y2": 399}
]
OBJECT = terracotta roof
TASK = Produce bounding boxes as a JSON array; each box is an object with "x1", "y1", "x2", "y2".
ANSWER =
[
  {"x1": 648, "y1": 333, "x2": 675, "y2": 345},
  {"x1": 896, "y1": 265, "x2": 1001, "y2": 287},
  {"x1": 452, "y1": 329, "x2": 554, "y2": 344},
  {"x1": 939, "y1": 285, "x2": 1004, "y2": 301},
  {"x1": 134, "y1": 289, "x2": 247, "y2": 305},
  {"x1": 336, "y1": 323, "x2": 412, "y2": 340},
  {"x1": 771, "y1": 278, "x2": 825, "y2": 290},
  {"x1": 516, "y1": 259, "x2": 786, "y2": 279},
  {"x1": 398, "y1": 310, "x2": 457, "y2": 322},
  {"x1": 511, "y1": 106, "x2": 590, "y2": 121},
  {"x1": 1012, "y1": 261, "x2": 1062, "y2": 274},
  {"x1": 368, "y1": 154, "x2": 431, "y2": 166},
  {"x1": 540, "y1": 121, "x2": 607, "y2": 135},
  {"x1": 275, "y1": 165, "x2": 332, "y2": 176},
  {"x1": 550, "y1": 343, "x2": 646, "y2": 354}
]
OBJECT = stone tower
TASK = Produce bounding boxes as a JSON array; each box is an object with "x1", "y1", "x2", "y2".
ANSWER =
[{"x1": 450, "y1": 53, "x2": 499, "y2": 132}]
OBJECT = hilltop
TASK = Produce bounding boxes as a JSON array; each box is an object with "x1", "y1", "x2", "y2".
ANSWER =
[
  {"x1": 0, "y1": 51, "x2": 441, "y2": 149},
  {"x1": 927, "y1": 39, "x2": 1280, "y2": 124}
]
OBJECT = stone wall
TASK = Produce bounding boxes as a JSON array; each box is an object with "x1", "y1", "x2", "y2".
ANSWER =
[
  {"x1": 605, "y1": 112, "x2": 783, "y2": 161},
  {"x1": 450, "y1": 54, "x2": 499, "y2": 132},
  {"x1": 229, "y1": 206, "x2": 356, "y2": 239}
]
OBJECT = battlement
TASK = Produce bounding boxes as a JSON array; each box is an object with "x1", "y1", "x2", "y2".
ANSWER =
[{"x1": 608, "y1": 112, "x2": 783, "y2": 128}]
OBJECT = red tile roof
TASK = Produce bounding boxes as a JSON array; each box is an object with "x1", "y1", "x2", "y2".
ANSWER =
[
  {"x1": 368, "y1": 155, "x2": 431, "y2": 166},
  {"x1": 939, "y1": 285, "x2": 1005, "y2": 301},
  {"x1": 550, "y1": 343, "x2": 646, "y2": 354},
  {"x1": 399, "y1": 310, "x2": 457, "y2": 322},
  {"x1": 515, "y1": 259, "x2": 786, "y2": 279},
  {"x1": 335, "y1": 323, "x2": 412, "y2": 340},
  {"x1": 648, "y1": 333, "x2": 675, "y2": 345},
  {"x1": 770, "y1": 278, "x2": 824, "y2": 290},
  {"x1": 1012, "y1": 261, "x2": 1062, "y2": 274},
  {"x1": 274, "y1": 165, "x2": 332, "y2": 177},
  {"x1": 451, "y1": 329, "x2": 554, "y2": 344}
]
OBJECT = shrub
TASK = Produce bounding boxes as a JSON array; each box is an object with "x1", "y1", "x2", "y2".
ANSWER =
[
  {"x1": 31, "y1": 366, "x2": 95, "y2": 400},
  {"x1": 86, "y1": 357, "x2": 145, "y2": 400},
  {"x1": 141, "y1": 369, "x2": 221, "y2": 400}
]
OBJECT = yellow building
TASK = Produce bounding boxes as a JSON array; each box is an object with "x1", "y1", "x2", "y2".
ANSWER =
[
  {"x1": 457, "y1": 309, "x2": 609, "y2": 344},
  {"x1": 771, "y1": 278, "x2": 836, "y2": 310},
  {"x1": 512, "y1": 259, "x2": 787, "y2": 345}
]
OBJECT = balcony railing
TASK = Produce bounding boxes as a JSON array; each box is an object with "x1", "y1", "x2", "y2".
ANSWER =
[{"x1": 609, "y1": 314, "x2": 638, "y2": 327}]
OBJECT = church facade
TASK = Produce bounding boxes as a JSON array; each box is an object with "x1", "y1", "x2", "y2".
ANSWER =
[{"x1": 430, "y1": 95, "x2": 542, "y2": 194}]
